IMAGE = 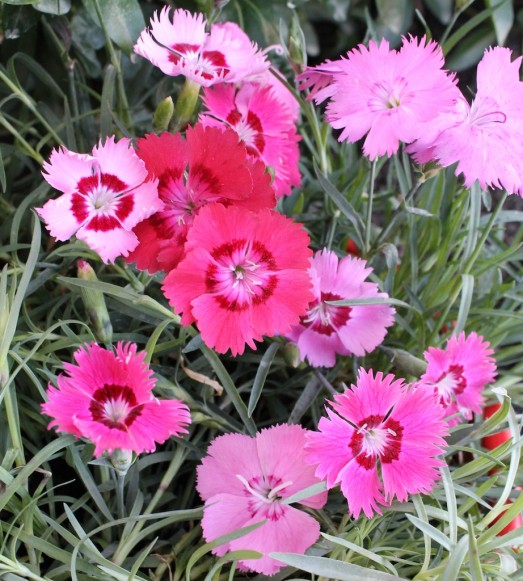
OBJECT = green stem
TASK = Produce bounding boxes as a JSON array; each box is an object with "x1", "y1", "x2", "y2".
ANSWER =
[
  {"x1": 365, "y1": 159, "x2": 377, "y2": 255},
  {"x1": 116, "y1": 473, "x2": 126, "y2": 520},
  {"x1": 4, "y1": 383, "x2": 25, "y2": 466},
  {"x1": 112, "y1": 446, "x2": 187, "y2": 565},
  {"x1": 92, "y1": 0, "x2": 130, "y2": 127}
]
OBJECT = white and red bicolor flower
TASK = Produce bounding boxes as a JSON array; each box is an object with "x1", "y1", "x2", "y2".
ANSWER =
[
  {"x1": 306, "y1": 368, "x2": 448, "y2": 518},
  {"x1": 162, "y1": 203, "x2": 312, "y2": 356},
  {"x1": 134, "y1": 7, "x2": 269, "y2": 87},
  {"x1": 41, "y1": 342, "x2": 191, "y2": 457},
  {"x1": 200, "y1": 81, "x2": 301, "y2": 197},
  {"x1": 196, "y1": 424, "x2": 327, "y2": 575},
  {"x1": 417, "y1": 331, "x2": 497, "y2": 425},
  {"x1": 126, "y1": 124, "x2": 275, "y2": 274},
  {"x1": 36, "y1": 137, "x2": 162, "y2": 263}
]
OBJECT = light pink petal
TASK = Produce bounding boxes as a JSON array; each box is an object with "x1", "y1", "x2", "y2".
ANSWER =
[
  {"x1": 42, "y1": 147, "x2": 97, "y2": 193},
  {"x1": 77, "y1": 225, "x2": 138, "y2": 264},
  {"x1": 93, "y1": 137, "x2": 147, "y2": 186},
  {"x1": 201, "y1": 493, "x2": 253, "y2": 557},
  {"x1": 36, "y1": 192, "x2": 81, "y2": 241},
  {"x1": 255, "y1": 425, "x2": 327, "y2": 508},
  {"x1": 229, "y1": 506, "x2": 321, "y2": 575},
  {"x1": 295, "y1": 327, "x2": 348, "y2": 368},
  {"x1": 196, "y1": 433, "x2": 262, "y2": 500}
]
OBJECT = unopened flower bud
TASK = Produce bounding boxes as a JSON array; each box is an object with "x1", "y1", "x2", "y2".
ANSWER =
[
  {"x1": 384, "y1": 347, "x2": 427, "y2": 377},
  {"x1": 288, "y1": 12, "x2": 307, "y2": 71},
  {"x1": 282, "y1": 341, "x2": 302, "y2": 368},
  {"x1": 172, "y1": 79, "x2": 201, "y2": 132},
  {"x1": 77, "y1": 260, "x2": 113, "y2": 344},
  {"x1": 153, "y1": 96, "x2": 175, "y2": 133},
  {"x1": 110, "y1": 448, "x2": 133, "y2": 477}
]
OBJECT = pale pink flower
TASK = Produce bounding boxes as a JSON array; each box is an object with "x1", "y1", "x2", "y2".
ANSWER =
[
  {"x1": 126, "y1": 124, "x2": 275, "y2": 273},
  {"x1": 200, "y1": 81, "x2": 301, "y2": 197},
  {"x1": 36, "y1": 138, "x2": 162, "y2": 263},
  {"x1": 408, "y1": 47, "x2": 523, "y2": 193},
  {"x1": 418, "y1": 332, "x2": 497, "y2": 425},
  {"x1": 197, "y1": 424, "x2": 328, "y2": 575},
  {"x1": 134, "y1": 7, "x2": 269, "y2": 87},
  {"x1": 306, "y1": 369, "x2": 448, "y2": 518},
  {"x1": 162, "y1": 203, "x2": 312, "y2": 356},
  {"x1": 287, "y1": 249, "x2": 395, "y2": 367},
  {"x1": 299, "y1": 36, "x2": 458, "y2": 159},
  {"x1": 41, "y1": 342, "x2": 191, "y2": 457}
]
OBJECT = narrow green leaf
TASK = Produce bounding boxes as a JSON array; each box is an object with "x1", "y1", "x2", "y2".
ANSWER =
[
  {"x1": 454, "y1": 274, "x2": 474, "y2": 336},
  {"x1": 405, "y1": 515, "x2": 452, "y2": 551},
  {"x1": 315, "y1": 164, "x2": 365, "y2": 249},
  {"x1": 269, "y1": 553, "x2": 407, "y2": 580},
  {"x1": 248, "y1": 343, "x2": 280, "y2": 417},
  {"x1": 282, "y1": 481, "x2": 327, "y2": 505},
  {"x1": 441, "y1": 534, "x2": 469, "y2": 581},
  {"x1": 204, "y1": 550, "x2": 263, "y2": 581},
  {"x1": 100, "y1": 64, "x2": 117, "y2": 139},
  {"x1": 468, "y1": 517, "x2": 484, "y2": 581},
  {"x1": 185, "y1": 521, "x2": 265, "y2": 581},
  {"x1": 200, "y1": 344, "x2": 257, "y2": 436},
  {"x1": 486, "y1": 0, "x2": 513, "y2": 45}
]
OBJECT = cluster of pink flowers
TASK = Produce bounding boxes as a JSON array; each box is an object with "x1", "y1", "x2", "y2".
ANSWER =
[
  {"x1": 36, "y1": 6, "x2": 507, "y2": 576},
  {"x1": 301, "y1": 39, "x2": 523, "y2": 194}
]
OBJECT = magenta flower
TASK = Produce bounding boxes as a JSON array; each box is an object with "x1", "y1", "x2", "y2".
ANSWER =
[
  {"x1": 408, "y1": 47, "x2": 523, "y2": 193},
  {"x1": 162, "y1": 203, "x2": 312, "y2": 356},
  {"x1": 306, "y1": 369, "x2": 448, "y2": 518},
  {"x1": 200, "y1": 81, "x2": 301, "y2": 197},
  {"x1": 134, "y1": 7, "x2": 269, "y2": 87},
  {"x1": 286, "y1": 249, "x2": 395, "y2": 367},
  {"x1": 126, "y1": 124, "x2": 275, "y2": 273},
  {"x1": 41, "y1": 342, "x2": 191, "y2": 457},
  {"x1": 196, "y1": 424, "x2": 328, "y2": 575},
  {"x1": 418, "y1": 332, "x2": 497, "y2": 425},
  {"x1": 299, "y1": 36, "x2": 458, "y2": 159},
  {"x1": 36, "y1": 137, "x2": 162, "y2": 264}
]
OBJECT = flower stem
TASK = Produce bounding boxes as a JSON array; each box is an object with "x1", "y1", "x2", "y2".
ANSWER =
[{"x1": 365, "y1": 159, "x2": 377, "y2": 255}]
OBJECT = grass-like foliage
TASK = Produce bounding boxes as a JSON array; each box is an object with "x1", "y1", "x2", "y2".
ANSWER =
[{"x1": 1, "y1": 0, "x2": 523, "y2": 579}]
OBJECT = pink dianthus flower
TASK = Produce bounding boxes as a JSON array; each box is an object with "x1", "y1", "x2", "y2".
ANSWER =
[
  {"x1": 126, "y1": 124, "x2": 275, "y2": 273},
  {"x1": 162, "y1": 203, "x2": 312, "y2": 356},
  {"x1": 200, "y1": 81, "x2": 301, "y2": 197},
  {"x1": 287, "y1": 249, "x2": 395, "y2": 367},
  {"x1": 417, "y1": 332, "x2": 497, "y2": 426},
  {"x1": 134, "y1": 7, "x2": 269, "y2": 87},
  {"x1": 36, "y1": 137, "x2": 162, "y2": 264},
  {"x1": 306, "y1": 369, "x2": 448, "y2": 518},
  {"x1": 299, "y1": 36, "x2": 458, "y2": 159},
  {"x1": 408, "y1": 47, "x2": 523, "y2": 194},
  {"x1": 196, "y1": 424, "x2": 328, "y2": 575},
  {"x1": 41, "y1": 342, "x2": 191, "y2": 457}
]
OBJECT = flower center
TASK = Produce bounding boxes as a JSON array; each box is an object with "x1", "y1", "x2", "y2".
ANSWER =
[
  {"x1": 368, "y1": 77, "x2": 408, "y2": 112},
  {"x1": 89, "y1": 384, "x2": 144, "y2": 431},
  {"x1": 205, "y1": 239, "x2": 278, "y2": 311},
  {"x1": 301, "y1": 291, "x2": 351, "y2": 336},
  {"x1": 435, "y1": 363, "x2": 467, "y2": 406},
  {"x1": 168, "y1": 43, "x2": 229, "y2": 80},
  {"x1": 226, "y1": 109, "x2": 266, "y2": 156},
  {"x1": 71, "y1": 172, "x2": 134, "y2": 232},
  {"x1": 237, "y1": 474, "x2": 292, "y2": 521},
  {"x1": 349, "y1": 414, "x2": 403, "y2": 470}
]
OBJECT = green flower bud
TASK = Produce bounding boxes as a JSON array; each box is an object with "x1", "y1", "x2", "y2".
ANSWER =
[
  {"x1": 153, "y1": 96, "x2": 175, "y2": 133},
  {"x1": 77, "y1": 260, "x2": 113, "y2": 344}
]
